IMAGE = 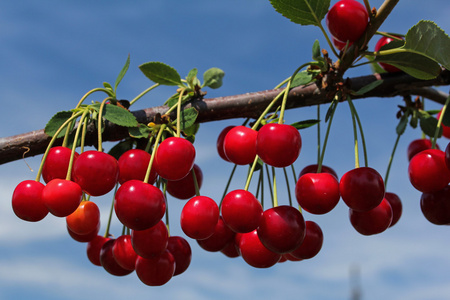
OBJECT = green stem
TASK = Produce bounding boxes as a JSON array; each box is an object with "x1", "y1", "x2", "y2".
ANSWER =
[
  {"x1": 363, "y1": 0, "x2": 372, "y2": 17},
  {"x1": 191, "y1": 168, "x2": 200, "y2": 197},
  {"x1": 176, "y1": 89, "x2": 186, "y2": 138},
  {"x1": 104, "y1": 184, "x2": 119, "y2": 238},
  {"x1": 283, "y1": 168, "x2": 293, "y2": 207},
  {"x1": 97, "y1": 97, "x2": 113, "y2": 152},
  {"x1": 433, "y1": 94, "x2": 450, "y2": 148},
  {"x1": 350, "y1": 104, "x2": 360, "y2": 169},
  {"x1": 318, "y1": 99, "x2": 338, "y2": 173},
  {"x1": 219, "y1": 164, "x2": 237, "y2": 209},
  {"x1": 129, "y1": 83, "x2": 160, "y2": 106},
  {"x1": 271, "y1": 166, "x2": 278, "y2": 207},
  {"x1": 144, "y1": 124, "x2": 167, "y2": 184},
  {"x1": 317, "y1": 105, "x2": 321, "y2": 165},
  {"x1": 265, "y1": 164, "x2": 274, "y2": 206},
  {"x1": 291, "y1": 164, "x2": 298, "y2": 184},
  {"x1": 244, "y1": 156, "x2": 261, "y2": 191},
  {"x1": 66, "y1": 110, "x2": 89, "y2": 181},
  {"x1": 162, "y1": 181, "x2": 170, "y2": 236},
  {"x1": 347, "y1": 96, "x2": 368, "y2": 167},
  {"x1": 384, "y1": 132, "x2": 401, "y2": 189}
]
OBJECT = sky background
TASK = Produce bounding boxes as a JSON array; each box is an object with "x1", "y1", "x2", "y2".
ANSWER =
[{"x1": 1, "y1": 1, "x2": 450, "y2": 299}]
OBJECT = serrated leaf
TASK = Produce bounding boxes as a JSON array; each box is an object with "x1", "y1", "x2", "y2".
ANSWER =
[
  {"x1": 128, "y1": 124, "x2": 151, "y2": 139},
  {"x1": 91, "y1": 103, "x2": 138, "y2": 127},
  {"x1": 352, "y1": 80, "x2": 384, "y2": 96},
  {"x1": 312, "y1": 40, "x2": 321, "y2": 60},
  {"x1": 290, "y1": 119, "x2": 319, "y2": 130},
  {"x1": 419, "y1": 115, "x2": 442, "y2": 138},
  {"x1": 44, "y1": 111, "x2": 75, "y2": 138},
  {"x1": 203, "y1": 67, "x2": 225, "y2": 89},
  {"x1": 269, "y1": 0, "x2": 330, "y2": 26},
  {"x1": 114, "y1": 54, "x2": 130, "y2": 92},
  {"x1": 176, "y1": 107, "x2": 199, "y2": 131},
  {"x1": 396, "y1": 114, "x2": 408, "y2": 135},
  {"x1": 290, "y1": 70, "x2": 317, "y2": 88},
  {"x1": 139, "y1": 62, "x2": 182, "y2": 86},
  {"x1": 187, "y1": 68, "x2": 198, "y2": 86}
]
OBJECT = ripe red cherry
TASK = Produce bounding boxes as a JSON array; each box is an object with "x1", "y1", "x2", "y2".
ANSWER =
[
  {"x1": 295, "y1": 172, "x2": 340, "y2": 215},
  {"x1": 340, "y1": 167, "x2": 385, "y2": 212},
  {"x1": 216, "y1": 125, "x2": 235, "y2": 162},
  {"x1": 67, "y1": 222, "x2": 100, "y2": 243},
  {"x1": 114, "y1": 180, "x2": 166, "y2": 231},
  {"x1": 12, "y1": 180, "x2": 48, "y2": 222},
  {"x1": 135, "y1": 250, "x2": 175, "y2": 286},
  {"x1": 420, "y1": 186, "x2": 450, "y2": 225},
  {"x1": 131, "y1": 220, "x2": 168, "y2": 259},
  {"x1": 256, "y1": 123, "x2": 301, "y2": 168},
  {"x1": 384, "y1": 192, "x2": 402, "y2": 227},
  {"x1": 166, "y1": 164, "x2": 203, "y2": 200},
  {"x1": 87, "y1": 235, "x2": 110, "y2": 266},
  {"x1": 220, "y1": 240, "x2": 240, "y2": 258},
  {"x1": 155, "y1": 137, "x2": 196, "y2": 181},
  {"x1": 42, "y1": 179, "x2": 83, "y2": 217},
  {"x1": 374, "y1": 36, "x2": 402, "y2": 72},
  {"x1": 166, "y1": 236, "x2": 192, "y2": 276},
  {"x1": 437, "y1": 109, "x2": 450, "y2": 139},
  {"x1": 66, "y1": 201, "x2": 100, "y2": 235},
  {"x1": 332, "y1": 37, "x2": 352, "y2": 51},
  {"x1": 446, "y1": 142, "x2": 450, "y2": 169},
  {"x1": 100, "y1": 239, "x2": 134, "y2": 276},
  {"x1": 112, "y1": 234, "x2": 137, "y2": 271},
  {"x1": 408, "y1": 149, "x2": 450, "y2": 193},
  {"x1": 197, "y1": 216, "x2": 235, "y2": 252},
  {"x1": 72, "y1": 150, "x2": 119, "y2": 196},
  {"x1": 117, "y1": 149, "x2": 157, "y2": 185},
  {"x1": 349, "y1": 198, "x2": 393, "y2": 235},
  {"x1": 221, "y1": 189, "x2": 263, "y2": 233},
  {"x1": 180, "y1": 196, "x2": 219, "y2": 240},
  {"x1": 238, "y1": 229, "x2": 281, "y2": 268},
  {"x1": 42, "y1": 146, "x2": 79, "y2": 183},
  {"x1": 223, "y1": 126, "x2": 258, "y2": 165},
  {"x1": 289, "y1": 220, "x2": 323, "y2": 260},
  {"x1": 299, "y1": 164, "x2": 338, "y2": 179},
  {"x1": 326, "y1": 0, "x2": 369, "y2": 43},
  {"x1": 257, "y1": 206, "x2": 306, "y2": 254},
  {"x1": 407, "y1": 139, "x2": 439, "y2": 161}
]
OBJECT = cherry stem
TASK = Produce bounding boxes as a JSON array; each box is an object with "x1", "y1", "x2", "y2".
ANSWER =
[
  {"x1": 317, "y1": 105, "x2": 321, "y2": 165},
  {"x1": 384, "y1": 132, "x2": 401, "y2": 189},
  {"x1": 129, "y1": 83, "x2": 160, "y2": 106},
  {"x1": 291, "y1": 164, "x2": 298, "y2": 183},
  {"x1": 318, "y1": 99, "x2": 338, "y2": 173},
  {"x1": 433, "y1": 93, "x2": 450, "y2": 148},
  {"x1": 176, "y1": 89, "x2": 186, "y2": 138},
  {"x1": 363, "y1": 0, "x2": 372, "y2": 18},
  {"x1": 219, "y1": 164, "x2": 237, "y2": 209},
  {"x1": 191, "y1": 168, "x2": 200, "y2": 197},
  {"x1": 97, "y1": 97, "x2": 113, "y2": 152},
  {"x1": 144, "y1": 124, "x2": 166, "y2": 184},
  {"x1": 265, "y1": 164, "x2": 274, "y2": 206},
  {"x1": 104, "y1": 184, "x2": 119, "y2": 238},
  {"x1": 283, "y1": 167, "x2": 293, "y2": 207},
  {"x1": 66, "y1": 110, "x2": 89, "y2": 181},
  {"x1": 256, "y1": 167, "x2": 264, "y2": 209},
  {"x1": 244, "y1": 155, "x2": 260, "y2": 191},
  {"x1": 347, "y1": 96, "x2": 368, "y2": 168},
  {"x1": 162, "y1": 181, "x2": 170, "y2": 236},
  {"x1": 271, "y1": 166, "x2": 278, "y2": 207}
]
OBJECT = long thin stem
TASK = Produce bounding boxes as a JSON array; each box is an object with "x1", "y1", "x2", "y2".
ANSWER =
[
  {"x1": 317, "y1": 105, "x2": 321, "y2": 165},
  {"x1": 244, "y1": 156, "x2": 261, "y2": 191},
  {"x1": 144, "y1": 124, "x2": 166, "y2": 184},
  {"x1": 66, "y1": 110, "x2": 89, "y2": 181},
  {"x1": 104, "y1": 184, "x2": 119, "y2": 238},
  {"x1": 219, "y1": 164, "x2": 237, "y2": 208},
  {"x1": 347, "y1": 97, "x2": 368, "y2": 167},
  {"x1": 271, "y1": 166, "x2": 278, "y2": 207},
  {"x1": 318, "y1": 100, "x2": 338, "y2": 173},
  {"x1": 283, "y1": 167, "x2": 293, "y2": 207},
  {"x1": 129, "y1": 83, "x2": 160, "y2": 106},
  {"x1": 384, "y1": 132, "x2": 401, "y2": 189},
  {"x1": 97, "y1": 97, "x2": 113, "y2": 152},
  {"x1": 176, "y1": 88, "x2": 186, "y2": 138},
  {"x1": 433, "y1": 93, "x2": 450, "y2": 148}
]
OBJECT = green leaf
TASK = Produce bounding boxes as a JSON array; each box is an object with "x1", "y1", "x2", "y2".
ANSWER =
[
  {"x1": 203, "y1": 67, "x2": 225, "y2": 89},
  {"x1": 184, "y1": 123, "x2": 200, "y2": 136},
  {"x1": 91, "y1": 103, "x2": 138, "y2": 127},
  {"x1": 312, "y1": 40, "x2": 321, "y2": 60},
  {"x1": 352, "y1": 80, "x2": 384, "y2": 96},
  {"x1": 103, "y1": 82, "x2": 114, "y2": 91},
  {"x1": 442, "y1": 107, "x2": 450, "y2": 127},
  {"x1": 164, "y1": 92, "x2": 192, "y2": 108},
  {"x1": 139, "y1": 62, "x2": 182, "y2": 86},
  {"x1": 187, "y1": 68, "x2": 198, "y2": 86},
  {"x1": 419, "y1": 115, "x2": 442, "y2": 138},
  {"x1": 176, "y1": 107, "x2": 199, "y2": 131},
  {"x1": 44, "y1": 111, "x2": 74, "y2": 138},
  {"x1": 128, "y1": 124, "x2": 151, "y2": 139},
  {"x1": 290, "y1": 119, "x2": 319, "y2": 130},
  {"x1": 269, "y1": 0, "x2": 330, "y2": 26},
  {"x1": 114, "y1": 54, "x2": 130, "y2": 92},
  {"x1": 290, "y1": 70, "x2": 317, "y2": 88},
  {"x1": 108, "y1": 139, "x2": 135, "y2": 160},
  {"x1": 396, "y1": 114, "x2": 408, "y2": 135}
]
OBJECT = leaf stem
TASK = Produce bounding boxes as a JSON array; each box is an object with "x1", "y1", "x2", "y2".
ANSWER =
[
  {"x1": 144, "y1": 124, "x2": 166, "y2": 184},
  {"x1": 97, "y1": 97, "x2": 113, "y2": 152},
  {"x1": 176, "y1": 89, "x2": 186, "y2": 138},
  {"x1": 129, "y1": 83, "x2": 160, "y2": 106}
]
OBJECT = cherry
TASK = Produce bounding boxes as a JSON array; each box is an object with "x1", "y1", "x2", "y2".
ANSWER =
[
  {"x1": 437, "y1": 109, "x2": 450, "y2": 139},
  {"x1": 197, "y1": 216, "x2": 235, "y2": 252},
  {"x1": 295, "y1": 172, "x2": 340, "y2": 215},
  {"x1": 135, "y1": 250, "x2": 175, "y2": 286},
  {"x1": 66, "y1": 201, "x2": 100, "y2": 235},
  {"x1": 238, "y1": 229, "x2": 281, "y2": 268},
  {"x1": 114, "y1": 179, "x2": 166, "y2": 231},
  {"x1": 374, "y1": 36, "x2": 402, "y2": 73},
  {"x1": 42, "y1": 146, "x2": 79, "y2": 184},
  {"x1": 87, "y1": 235, "x2": 110, "y2": 266},
  {"x1": 257, "y1": 205, "x2": 306, "y2": 254},
  {"x1": 340, "y1": 167, "x2": 385, "y2": 212},
  {"x1": 216, "y1": 125, "x2": 235, "y2": 162},
  {"x1": 12, "y1": 180, "x2": 48, "y2": 222},
  {"x1": 155, "y1": 137, "x2": 196, "y2": 181},
  {"x1": 407, "y1": 138, "x2": 438, "y2": 161},
  {"x1": 166, "y1": 164, "x2": 203, "y2": 200},
  {"x1": 326, "y1": 0, "x2": 369, "y2": 43},
  {"x1": 332, "y1": 37, "x2": 352, "y2": 51},
  {"x1": 131, "y1": 220, "x2": 168, "y2": 259},
  {"x1": 112, "y1": 234, "x2": 138, "y2": 271},
  {"x1": 289, "y1": 221, "x2": 323, "y2": 260},
  {"x1": 67, "y1": 222, "x2": 100, "y2": 243},
  {"x1": 420, "y1": 186, "x2": 450, "y2": 225},
  {"x1": 384, "y1": 192, "x2": 402, "y2": 227},
  {"x1": 256, "y1": 123, "x2": 301, "y2": 168},
  {"x1": 117, "y1": 149, "x2": 157, "y2": 185},
  {"x1": 100, "y1": 239, "x2": 134, "y2": 276},
  {"x1": 221, "y1": 189, "x2": 263, "y2": 233},
  {"x1": 446, "y1": 142, "x2": 450, "y2": 170},
  {"x1": 283, "y1": 252, "x2": 303, "y2": 262},
  {"x1": 166, "y1": 236, "x2": 192, "y2": 276},
  {"x1": 180, "y1": 195, "x2": 219, "y2": 240},
  {"x1": 220, "y1": 240, "x2": 240, "y2": 258},
  {"x1": 42, "y1": 179, "x2": 83, "y2": 217},
  {"x1": 72, "y1": 150, "x2": 119, "y2": 197},
  {"x1": 299, "y1": 164, "x2": 338, "y2": 180},
  {"x1": 408, "y1": 149, "x2": 450, "y2": 193},
  {"x1": 223, "y1": 126, "x2": 258, "y2": 165},
  {"x1": 349, "y1": 198, "x2": 393, "y2": 235}
]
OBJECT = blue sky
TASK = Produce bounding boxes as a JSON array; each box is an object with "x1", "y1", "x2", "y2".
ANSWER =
[{"x1": 1, "y1": 1, "x2": 450, "y2": 299}]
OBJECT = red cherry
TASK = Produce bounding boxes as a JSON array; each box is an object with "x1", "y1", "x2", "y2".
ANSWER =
[
  {"x1": 112, "y1": 234, "x2": 138, "y2": 271},
  {"x1": 180, "y1": 196, "x2": 219, "y2": 240},
  {"x1": 66, "y1": 201, "x2": 100, "y2": 235},
  {"x1": 220, "y1": 240, "x2": 240, "y2": 258},
  {"x1": 221, "y1": 189, "x2": 263, "y2": 233},
  {"x1": 384, "y1": 192, "x2": 402, "y2": 227},
  {"x1": 326, "y1": 0, "x2": 369, "y2": 43},
  {"x1": 332, "y1": 37, "x2": 352, "y2": 51},
  {"x1": 299, "y1": 164, "x2": 338, "y2": 179},
  {"x1": 407, "y1": 139, "x2": 439, "y2": 161},
  {"x1": 289, "y1": 221, "x2": 323, "y2": 260},
  {"x1": 67, "y1": 221, "x2": 100, "y2": 243},
  {"x1": 117, "y1": 149, "x2": 157, "y2": 185},
  {"x1": 166, "y1": 236, "x2": 192, "y2": 276},
  {"x1": 216, "y1": 125, "x2": 235, "y2": 162},
  {"x1": 155, "y1": 137, "x2": 196, "y2": 181},
  {"x1": 408, "y1": 149, "x2": 450, "y2": 193},
  {"x1": 135, "y1": 250, "x2": 175, "y2": 286},
  {"x1": 257, "y1": 206, "x2": 306, "y2": 254},
  {"x1": 42, "y1": 146, "x2": 79, "y2": 184},
  {"x1": 374, "y1": 36, "x2": 402, "y2": 72},
  {"x1": 256, "y1": 123, "x2": 301, "y2": 168},
  {"x1": 437, "y1": 110, "x2": 450, "y2": 139},
  {"x1": 166, "y1": 164, "x2": 203, "y2": 200},
  {"x1": 114, "y1": 180, "x2": 166, "y2": 231},
  {"x1": 295, "y1": 172, "x2": 340, "y2": 214},
  {"x1": 72, "y1": 150, "x2": 119, "y2": 196},
  {"x1": 42, "y1": 179, "x2": 83, "y2": 217},
  {"x1": 87, "y1": 235, "x2": 110, "y2": 266},
  {"x1": 238, "y1": 229, "x2": 281, "y2": 268},
  {"x1": 12, "y1": 180, "x2": 48, "y2": 222},
  {"x1": 340, "y1": 167, "x2": 385, "y2": 212},
  {"x1": 446, "y1": 142, "x2": 450, "y2": 169},
  {"x1": 420, "y1": 186, "x2": 450, "y2": 225},
  {"x1": 100, "y1": 239, "x2": 134, "y2": 276},
  {"x1": 197, "y1": 216, "x2": 235, "y2": 252},
  {"x1": 223, "y1": 126, "x2": 258, "y2": 165},
  {"x1": 349, "y1": 198, "x2": 393, "y2": 235},
  {"x1": 131, "y1": 220, "x2": 168, "y2": 259}
]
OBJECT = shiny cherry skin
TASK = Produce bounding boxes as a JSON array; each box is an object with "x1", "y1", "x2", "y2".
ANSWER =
[
  {"x1": 87, "y1": 235, "x2": 110, "y2": 266},
  {"x1": 112, "y1": 234, "x2": 138, "y2": 271},
  {"x1": 221, "y1": 189, "x2": 263, "y2": 233},
  {"x1": 223, "y1": 126, "x2": 258, "y2": 165},
  {"x1": 290, "y1": 220, "x2": 323, "y2": 260},
  {"x1": 166, "y1": 236, "x2": 192, "y2": 276},
  {"x1": 374, "y1": 36, "x2": 402, "y2": 72},
  {"x1": 295, "y1": 172, "x2": 340, "y2": 214},
  {"x1": 67, "y1": 221, "x2": 100, "y2": 243},
  {"x1": 66, "y1": 201, "x2": 100, "y2": 235},
  {"x1": 407, "y1": 139, "x2": 439, "y2": 161},
  {"x1": 216, "y1": 125, "x2": 235, "y2": 162},
  {"x1": 166, "y1": 164, "x2": 203, "y2": 200},
  {"x1": 114, "y1": 180, "x2": 166, "y2": 231},
  {"x1": 12, "y1": 180, "x2": 48, "y2": 222},
  {"x1": 299, "y1": 164, "x2": 338, "y2": 180},
  {"x1": 220, "y1": 240, "x2": 240, "y2": 258},
  {"x1": 131, "y1": 220, "x2": 168, "y2": 259},
  {"x1": 180, "y1": 195, "x2": 219, "y2": 240},
  {"x1": 437, "y1": 109, "x2": 450, "y2": 139},
  {"x1": 42, "y1": 146, "x2": 79, "y2": 184},
  {"x1": 100, "y1": 239, "x2": 134, "y2": 276},
  {"x1": 42, "y1": 179, "x2": 83, "y2": 217},
  {"x1": 408, "y1": 149, "x2": 450, "y2": 193},
  {"x1": 155, "y1": 137, "x2": 196, "y2": 181},
  {"x1": 420, "y1": 186, "x2": 450, "y2": 225},
  {"x1": 72, "y1": 150, "x2": 119, "y2": 196},
  {"x1": 340, "y1": 167, "x2": 385, "y2": 212},
  {"x1": 117, "y1": 149, "x2": 157, "y2": 185},
  {"x1": 238, "y1": 229, "x2": 281, "y2": 268},
  {"x1": 326, "y1": 0, "x2": 369, "y2": 43},
  {"x1": 257, "y1": 205, "x2": 306, "y2": 254},
  {"x1": 349, "y1": 198, "x2": 393, "y2": 235},
  {"x1": 197, "y1": 216, "x2": 235, "y2": 252},
  {"x1": 384, "y1": 192, "x2": 402, "y2": 227},
  {"x1": 332, "y1": 37, "x2": 352, "y2": 51},
  {"x1": 256, "y1": 123, "x2": 301, "y2": 168},
  {"x1": 135, "y1": 250, "x2": 175, "y2": 286}
]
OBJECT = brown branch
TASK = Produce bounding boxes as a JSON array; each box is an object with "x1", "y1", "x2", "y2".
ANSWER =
[{"x1": 0, "y1": 70, "x2": 449, "y2": 165}]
